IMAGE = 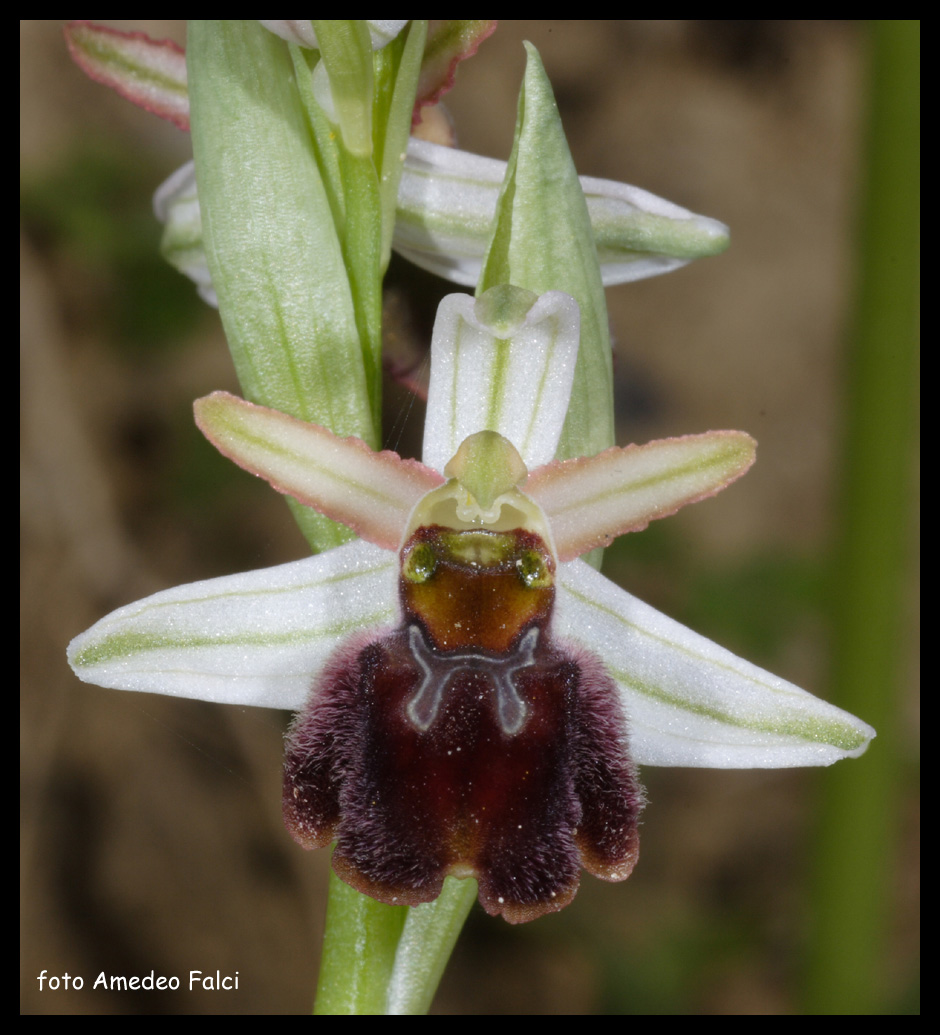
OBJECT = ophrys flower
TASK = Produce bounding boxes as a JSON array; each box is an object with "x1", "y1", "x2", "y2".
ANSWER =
[{"x1": 68, "y1": 286, "x2": 875, "y2": 923}]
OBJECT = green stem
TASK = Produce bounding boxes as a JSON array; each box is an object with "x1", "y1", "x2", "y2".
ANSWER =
[
  {"x1": 338, "y1": 149, "x2": 384, "y2": 437},
  {"x1": 314, "y1": 867, "x2": 478, "y2": 1015},
  {"x1": 314, "y1": 869, "x2": 408, "y2": 1015}
]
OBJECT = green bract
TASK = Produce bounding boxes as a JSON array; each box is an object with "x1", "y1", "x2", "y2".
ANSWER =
[{"x1": 182, "y1": 20, "x2": 429, "y2": 552}]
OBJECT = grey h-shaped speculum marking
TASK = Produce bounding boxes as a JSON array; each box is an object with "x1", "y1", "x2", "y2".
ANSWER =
[{"x1": 405, "y1": 624, "x2": 539, "y2": 736}]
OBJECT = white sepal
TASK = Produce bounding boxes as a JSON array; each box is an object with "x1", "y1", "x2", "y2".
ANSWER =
[
  {"x1": 68, "y1": 540, "x2": 397, "y2": 711},
  {"x1": 557, "y1": 559, "x2": 876, "y2": 768},
  {"x1": 152, "y1": 160, "x2": 218, "y2": 307},
  {"x1": 395, "y1": 137, "x2": 730, "y2": 288},
  {"x1": 423, "y1": 288, "x2": 580, "y2": 473}
]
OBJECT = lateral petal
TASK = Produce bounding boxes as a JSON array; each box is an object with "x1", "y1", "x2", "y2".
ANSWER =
[
  {"x1": 64, "y1": 21, "x2": 190, "y2": 131},
  {"x1": 195, "y1": 392, "x2": 442, "y2": 549},
  {"x1": 526, "y1": 431, "x2": 756, "y2": 561}
]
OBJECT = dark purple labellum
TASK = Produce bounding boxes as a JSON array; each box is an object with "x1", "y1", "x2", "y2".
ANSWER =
[{"x1": 283, "y1": 525, "x2": 645, "y2": 923}]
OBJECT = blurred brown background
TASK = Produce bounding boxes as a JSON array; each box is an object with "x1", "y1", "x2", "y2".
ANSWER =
[{"x1": 21, "y1": 21, "x2": 918, "y2": 1014}]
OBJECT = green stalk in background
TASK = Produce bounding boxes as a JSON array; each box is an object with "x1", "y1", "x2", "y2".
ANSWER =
[{"x1": 807, "y1": 20, "x2": 919, "y2": 1015}]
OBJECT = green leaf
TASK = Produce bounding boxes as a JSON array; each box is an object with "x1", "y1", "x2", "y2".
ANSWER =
[
  {"x1": 479, "y1": 42, "x2": 614, "y2": 468},
  {"x1": 384, "y1": 877, "x2": 479, "y2": 1014},
  {"x1": 187, "y1": 20, "x2": 377, "y2": 551}
]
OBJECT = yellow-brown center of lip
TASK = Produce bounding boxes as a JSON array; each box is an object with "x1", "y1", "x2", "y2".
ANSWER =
[{"x1": 400, "y1": 526, "x2": 555, "y2": 654}]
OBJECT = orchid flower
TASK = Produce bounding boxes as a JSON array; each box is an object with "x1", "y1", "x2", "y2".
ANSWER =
[
  {"x1": 68, "y1": 285, "x2": 875, "y2": 924},
  {"x1": 156, "y1": 137, "x2": 728, "y2": 308}
]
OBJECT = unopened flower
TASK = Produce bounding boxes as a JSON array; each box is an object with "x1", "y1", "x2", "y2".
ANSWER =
[
  {"x1": 64, "y1": 22, "x2": 728, "y2": 300},
  {"x1": 259, "y1": 20, "x2": 409, "y2": 51},
  {"x1": 68, "y1": 286, "x2": 875, "y2": 923},
  {"x1": 155, "y1": 139, "x2": 729, "y2": 305}
]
